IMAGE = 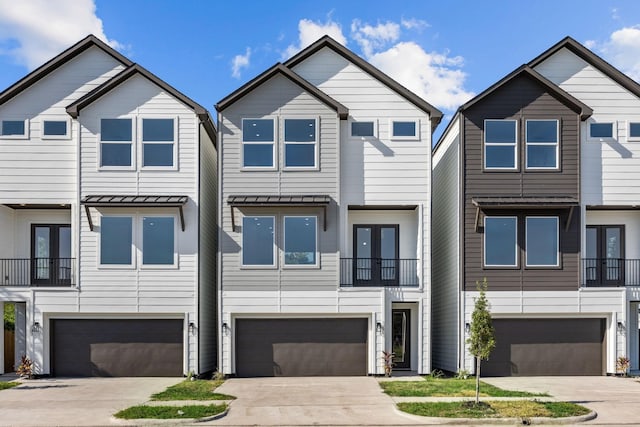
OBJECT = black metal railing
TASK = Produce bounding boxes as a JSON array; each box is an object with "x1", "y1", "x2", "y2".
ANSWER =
[
  {"x1": 581, "y1": 258, "x2": 640, "y2": 287},
  {"x1": 340, "y1": 258, "x2": 419, "y2": 287},
  {"x1": 0, "y1": 258, "x2": 75, "y2": 286}
]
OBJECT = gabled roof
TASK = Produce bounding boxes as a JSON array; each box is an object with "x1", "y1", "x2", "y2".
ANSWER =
[
  {"x1": 67, "y1": 64, "x2": 216, "y2": 144},
  {"x1": 0, "y1": 35, "x2": 132, "y2": 106},
  {"x1": 284, "y1": 35, "x2": 443, "y2": 128},
  {"x1": 216, "y1": 63, "x2": 348, "y2": 119},
  {"x1": 528, "y1": 36, "x2": 640, "y2": 99},
  {"x1": 459, "y1": 65, "x2": 593, "y2": 120}
]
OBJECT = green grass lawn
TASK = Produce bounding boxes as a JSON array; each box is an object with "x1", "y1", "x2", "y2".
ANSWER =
[
  {"x1": 379, "y1": 377, "x2": 548, "y2": 397},
  {"x1": 397, "y1": 401, "x2": 590, "y2": 418},
  {"x1": 0, "y1": 382, "x2": 19, "y2": 391},
  {"x1": 151, "y1": 379, "x2": 235, "y2": 401},
  {"x1": 114, "y1": 404, "x2": 226, "y2": 419}
]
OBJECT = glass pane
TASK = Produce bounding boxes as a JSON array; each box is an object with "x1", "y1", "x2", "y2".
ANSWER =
[
  {"x1": 243, "y1": 119, "x2": 274, "y2": 142},
  {"x1": 380, "y1": 227, "x2": 396, "y2": 259},
  {"x1": 34, "y1": 227, "x2": 50, "y2": 280},
  {"x1": 285, "y1": 119, "x2": 315, "y2": 142},
  {"x1": 586, "y1": 228, "x2": 597, "y2": 258},
  {"x1": 285, "y1": 143, "x2": 315, "y2": 167},
  {"x1": 43, "y1": 120, "x2": 67, "y2": 136},
  {"x1": 143, "y1": 217, "x2": 174, "y2": 265},
  {"x1": 2, "y1": 120, "x2": 25, "y2": 135},
  {"x1": 485, "y1": 145, "x2": 515, "y2": 168},
  {"x1": 242, "y1": 216, "x2": 274, "y2": 265},
  {"x1": 101, "y1": 217, "x2": 132, "y2": 265},
  {"x1": 392, "y1": 121, "x2": 416, "y2": 137},
  {"x1": 356, "y1": 227, "x2": 371, "y2": 280},
  {"x1": 527, "y1": 145, "x2": 557, "y2": 168},
  {"x1": 485, "y1": 120, "x2": 516, "y2": 143},
  {"x1": 143, "y1": 143, "x2": 173, "y2": 166},
  {"x1": 590, "y1": 123, "x2": 613, "y2": 138},
  {"x1": 101, "y1": 143, "x2": 132, "y2": 166},
  {"x1": 485, "y1": 217, "x2": 517, "y2": 266},
  {"x1": 284, "y1": 217, "x2": 316, "y2": 265},
  {"x1": 526, "y1": 120, "x2": 557, "y2": 143},
  {"x1": 142, "y1": 118, "x2": 173, "y2": 141},
  {"x1": 630, "y1": 123, "x2": 640, "y2": 138},
  {"x1": 58, "y1": 227, "x2": 72, "y2": 280},
  {"x1": 605, "y1": 228, "x2": 621, "y2": 259},
  {"x1": 243, "y1": 144, "x2": 273, "y2": 167},
  {"x1": 392, "y1": 311, "x2": 407, "y2": 362},
  {"x1": 526, "y1": 217, "x2": 558, "y2": 266},
  {"x1": 351, "y1": 122, "x2": 374, "y2": 137},
  {"x1": 101, "y1": 118, "x2": 132, "y2": 141}
]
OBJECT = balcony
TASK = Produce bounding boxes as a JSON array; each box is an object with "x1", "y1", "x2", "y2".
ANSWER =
[
  {"x1": 340, "y1": 258, "x2": 419, "y2": 287},
  {"x1": 0, "y1": 258, "x2": 75, "y2": 287},
  {"x1": 581, "y1": 258, "x2": 640, "y2": 287}
]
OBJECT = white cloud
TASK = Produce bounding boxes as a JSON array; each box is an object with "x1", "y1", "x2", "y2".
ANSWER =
[
  {"x1": 283, "y1": 18, "x2": 346, "y2": 59},
  {"x1": 400, "y1": 18, "x2": 429, "y2": 31},
  {"x1": 0, "y1": 0, "x2": 121, "y2": 70},
  {"x1": 351, "y1": 20, "x2": 400, "y2": 57},
  {"x1": 592, "y1": 27, "x2": 640, "y2": 81},
  {"x1": 231, "y1": 48, "x2": 251, "y2": 79}
]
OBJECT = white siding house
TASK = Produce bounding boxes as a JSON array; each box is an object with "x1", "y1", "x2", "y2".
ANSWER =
[{"x1": 0, "y1": 36, "x2": 217, "y2": 377}]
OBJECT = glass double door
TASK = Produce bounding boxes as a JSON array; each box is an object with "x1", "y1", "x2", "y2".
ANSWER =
[
  {"x1": 31, "y1": 224, "x2": 71, "y2": 285},
  {"x1": 585, "y1": 225, "x2": 624, "y2": 286},
  {"x1": 353, "y1": 224, "x2": 399, "y2": 286}
]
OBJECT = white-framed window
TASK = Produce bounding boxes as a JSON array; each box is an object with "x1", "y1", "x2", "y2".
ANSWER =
[
  {"x1": 100, "y1": 215, "x2": 134, "y2": 267},
  {"x1": 628, "y1": 121, "x2": 640, "y2": 141},
  {"x1": 390, "y1": 119, "x2": 419, "y2": 140},
  {"x1": 141, "y1": 215, "x2": 177, "y2": 267},
  {"x1": 484, "y1": 216, "x2": 518, "y2": 267},
  {"x1": 350, "y1": 119, "x2": 377, "y2": 139},
  {"x1": 242, "y1": 216, "x2": 276, "y2": 267},
  {"x1": 242, "y1": 118, "x2": 276, "y2": 169},
  {"x1": 1, "y1": 118, "x2": 29, "y2": 139},
  {"x1": 283, "y1": 118, "x2": 318, "y2": 169},
  {"x1": 525, "y1": 216, "x2": 559, "y2": 267},
  {"x1": 526, "y1": 119, "x2": 559, "y2": 169},
  {"x1": 484, "y1": 119, "x2": 517, "y2": 170},
  {"x1": 283, "y1": 216, "x2": 318, "y2": 267},
  {"x1": 141, "y1": 117, "x2": 176, "y2": 168},
  {"x1": 100, "y1": 118, "x2": 134, "y2": 169},
  {"x1": 588, "y1": 121, "x2": 616, "y2": 141},
  {"x1": 42, "y1": 118, "x2": 70, "y2": 139}
]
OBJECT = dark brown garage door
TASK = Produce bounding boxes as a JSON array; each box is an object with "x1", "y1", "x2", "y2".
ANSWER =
[
  {"x1": 236, "y1": 318, "x2": 367, "y2": 377},
  {"x1": 51, "y1": 319, "x2": 183, "y2": 377},
  {"x1": 482, "y1": 318, "x2": 605, "y2": 376}
]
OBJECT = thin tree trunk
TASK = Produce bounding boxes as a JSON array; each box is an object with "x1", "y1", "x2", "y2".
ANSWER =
[{"x1": 475, "y1": 357, "x2": 481, "y2": 405}]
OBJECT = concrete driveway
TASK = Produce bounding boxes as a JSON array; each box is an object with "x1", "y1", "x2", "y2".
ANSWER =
[{"x1": 0, "y1": 376, "x2": 182, "y2": 426}]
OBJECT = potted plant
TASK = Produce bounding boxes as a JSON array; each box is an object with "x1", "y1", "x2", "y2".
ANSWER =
[{"x1": 16, "y1": 355, "x2": 34, "y2": 379}]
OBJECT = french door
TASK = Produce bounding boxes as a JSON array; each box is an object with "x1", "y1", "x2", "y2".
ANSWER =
[
  {"x1": 31, "y1": 224, "x2": 71, "y2": 285},
  {"x1": 353, "y1": 224, "x2": 399, "y2": 286},
  {"x1": 585, "y1": 225, "x2": 624, "y2": 286}
]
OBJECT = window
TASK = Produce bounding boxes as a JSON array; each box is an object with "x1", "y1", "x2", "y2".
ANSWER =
[
  {"x1": 100, "y1": 118, "x2": 133, "y2": 167},
  {"x1": 484, "y1": 216, "x2": 517, "y2": 267},
  {"x1": 142, "y1": 216, "x2": 175, "y2": 265},
  {"x1": 351, "y1": 120, "x2": 376, "y2": 138},
  {"x1": 284, "y1": 118, "x2": 317, "y2": 168},
  {"x1": 526, "y1": 217, "x2": 559, "y2": 267},
  {"x1": 142, "y1": 118, "x2": 175, "y2": 167},
  {"x1": 42, "y1": 120, "x2": 69, "y2": 139},
  {"x1": 589, "y1": 122, "x2": 614, "y2": 140},
  {"x1": 629, "y1": 122, "x2": 640, "y2": 140},
  {"x1": 484, "y1": 120, "x2": 517, "y2": 169},
  {"x1": 284, "y1": 216, "x2": 317, "y2": 266},
  {"x1": 100, "y1": 216, "x2": 133, "y2": 265},
  {"x1": 242, "y1": 216, "x2": 275, "y2": 266},
  {"x1": 390, "y1": 119, "x2": 419, "y2": 140},
  {"x1": 526, "y1": 120, "x2": 558, "y2": 169},
  {"x1": 242, "y1": 118, "x2": 275, "y2": 168},
  {"x1": 1, "y1": 119, "x2": 28, "y2": 138}
]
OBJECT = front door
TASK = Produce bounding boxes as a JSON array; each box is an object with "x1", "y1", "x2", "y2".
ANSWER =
[
  {"x1": 585, "y1": 225, "x2": 625, "y2": 286},
  {"x1": 31, "y1": 224, "x2": 71, "y2": 286},
  {"x1": 353, "y1": 225, "x2": 399, "y2": 286},
  {"x1": 392, "y1": 309, "x2": 410, "y2": 369}
]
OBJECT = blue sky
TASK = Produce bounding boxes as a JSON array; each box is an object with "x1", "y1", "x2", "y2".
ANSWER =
[{"x1": 1, "y1": 0, "x2": 640, "y2": 138}]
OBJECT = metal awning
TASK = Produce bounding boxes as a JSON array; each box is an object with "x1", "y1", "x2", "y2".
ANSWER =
[
  {"x1": 227, "y1": 195, "x2": 332, "y2": 231},
  {"x1": 81, "y1": 195, "x2": 189, "y2": 231}
]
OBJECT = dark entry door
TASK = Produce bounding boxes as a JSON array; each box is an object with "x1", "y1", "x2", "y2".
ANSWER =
[
  {"x1": 586, "y1": 225, "x2": 624, "y2": 286},
  {"x1": 31, "y1": 224, "x2": 71, "y2": 286},
  {"x1": 353, "y1": 225, "x2": 399, "y2": 286},
  {"x1": 392, "y1": 309, "x2": 410, "y2": 369}
]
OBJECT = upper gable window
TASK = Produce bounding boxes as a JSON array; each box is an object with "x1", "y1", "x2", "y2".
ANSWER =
[
  {"x1": 284, "y1": 118, "x2": 317, "y2": 169},
  {"x1": 351, "y1": 121, "x2": 376, "y2": 138},
  {"x1": 484, "y1": 120, "x2": 517, "y2": 170},
  {"x1": 1, "y1": 119, "x2": 28, "y2": 138},
  {"x1": 589, "y1": 122, "x2": 615, "y2": 141},
  {"x1": 390, "y1": 119, "x2": 419, "y2": 140},
  {"x1": 526, "y1": 120, "x2": 559, "y2": 169},
  {"x1": 628, "y1": 122, "x2": 640, "y2": 140},
  {"x1": 42, "y1": 120, "x2": 69, "y2": 139},
  {"x1": 142, "y1": 118, "x2": 175, "y2": 168},
  {"x1": 242, "y1": 118, "x2": 275, "y2": 168},
  {"x1": 100, "y1": 118, "x2": 133, "y2": 168}
]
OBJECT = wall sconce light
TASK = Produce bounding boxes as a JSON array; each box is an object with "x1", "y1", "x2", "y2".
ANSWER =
[
  {"x1": 188, "y1": 322, "x2": 197, "y2": 336},
  {"x1": 31, "y1": 322, "x2": 41, "y2": 333},
  {"x1": 465, "y1": 323, "x2": 471, "y2": 334},
  {"x1": 222, "y1": 322, "x2": 229, "y2": 334},
  {"x1": 376, "y1": 322, "x2": 383, "y2": 334},
  {"x1": 617, "y1": 321, "x2": 625, "y2": 333}
]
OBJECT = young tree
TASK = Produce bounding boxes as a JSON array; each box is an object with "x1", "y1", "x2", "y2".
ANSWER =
[{"x1": 466, "y1": 278, "x2": 496, "y2": 405}]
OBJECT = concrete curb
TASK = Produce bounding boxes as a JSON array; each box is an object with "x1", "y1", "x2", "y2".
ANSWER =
[
  {"x1": 391, "y1": 396, "x2": 558, "y2": 403},
  {"x1": 110, "y1": 402, "x2": 231, "y2": 425}
]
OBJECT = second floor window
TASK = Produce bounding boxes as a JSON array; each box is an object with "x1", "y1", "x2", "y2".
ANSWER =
[
  {"x1": 284, "y1": 216, "x2": 317, "y2": 265},
  {"x1": 100, "y1": 216, "x2": 133, "y2": 265},
  {"x1": 484, "y1": 120, "x2": 517, "y2": 170},
  {"x1": 526, "y1": 217, "x2": 559, "y2": 267},
  {"x1": 242, "y1": 119, "x2": 275, "y2": 168},
  {"x1": 284, "y1": 118, "x2": 317, "y2": 168},
  {"x1": 526, "y1": 120, "x2": 558, "y2": 169},
  {"x1": 242, "y1": 216, "x2": 275, "y2": 266},
  {"x1": 100, "y1": 118, "x2": 133, "y2": 168},
  {"x1": 142, "y1": 119, "x2": 175, "y2": 167},
  {"x1": 142, "y1": 216, "x2": 175, "y2": 265},
  {"x1": 484, "y1": 216, "x2": 517, "y2": 267}
]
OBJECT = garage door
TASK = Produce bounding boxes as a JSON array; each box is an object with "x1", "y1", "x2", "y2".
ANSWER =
[
  {"x1": 482, "y1": 318, "x2": 605, "y2": 376},
  {"x1": 51, "y1": 319, "x2": 183, "y2": 377},
  {"x1": 236, "y1": 318, "x2": 367, "y2": 377}
]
